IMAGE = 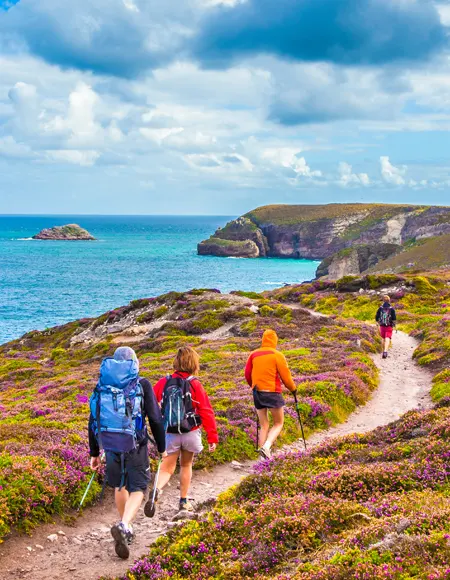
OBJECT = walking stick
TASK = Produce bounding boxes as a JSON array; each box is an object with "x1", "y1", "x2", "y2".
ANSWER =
[
  {"x1": 293, "y1": 391, "x2": 307, "y2": 451},
  {"x1": 78, "y1": 472, "x2": 96, "y2": 511},
  {"x1": 145, "y1": 458, "x2": 163, "y2": 518},
  {"x1": 256, "y1": 414, "x2": 260, "y2": 451}
]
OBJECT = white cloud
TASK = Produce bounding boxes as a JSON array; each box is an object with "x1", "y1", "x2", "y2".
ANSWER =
[
  {"x1": 380, "y1": 156, "x2": 407, "y2": 186},
  {"x1": 261, "y1": 148, "x2": 322, "y2": 177},
  {"x1": 8, "y1": 81, "x2": 39, "y2": 134},
  {"x1": 0, "y1": 136, "x2": 34, "y2": 159},
  {"x1": 338, "y1": 162, "x2": 370, "y2": 187},
  {"x1": 123, "y1": 0, "x2": 139, "y2": 12},
  {"x1": 139, "y1": 127, "x2": 184, "y2": 145},
  {"x1": 184, "y1": 152, "x2": 253, "y2": 173},
  {"x1": 45, "y1": 149, "x2": 100, "y2": 166}
]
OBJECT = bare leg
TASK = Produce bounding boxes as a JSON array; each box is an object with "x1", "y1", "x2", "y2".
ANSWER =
[
  {"x1": 115, "y1": 488, "x2": 129, "y2": 519},
  {"x1": 179, "y1": 450, "x2": 195, "y2": 499},
  {"x1": 121, "y1": 491, "x2": 144, "y2": 527},
  {"x1": 264, "y1": 407, "x2": 285, "y2": 449},
  {"x1": 256, "y1": 408, "x2": 269, "y2": 448},
  {"x1": 381, "y1": 337, "x2": 386, "y2": 354},
  {"x1": 157, "y1": 452, "x2": 179, "y2": 491}
]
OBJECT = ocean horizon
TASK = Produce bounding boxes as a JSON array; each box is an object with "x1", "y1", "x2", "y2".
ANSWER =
[{"x1": 0, "y1": 215, "x2": 319, "y2": 345}]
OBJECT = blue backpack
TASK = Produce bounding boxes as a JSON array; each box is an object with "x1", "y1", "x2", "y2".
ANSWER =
[{"x1": 89, "y1": 358, "x2": 145, "y2": 454}]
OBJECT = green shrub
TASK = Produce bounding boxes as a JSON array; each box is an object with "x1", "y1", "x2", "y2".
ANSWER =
[{"x1": 413, "y1": 276, "x2": 438, "y2": 295}]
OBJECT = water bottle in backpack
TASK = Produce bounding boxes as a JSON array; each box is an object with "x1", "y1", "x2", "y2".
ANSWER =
[
  {"x1": 89, "y1": 358, "x2": 145, "y2": 454},
  {"x1": 161, "y1": 375, "x2": 201, "y2": 434}
]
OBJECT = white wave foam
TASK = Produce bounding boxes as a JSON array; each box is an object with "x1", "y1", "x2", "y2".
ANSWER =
[{"x1": 16, "y1": 237, "x2": 34, "y2": 241}]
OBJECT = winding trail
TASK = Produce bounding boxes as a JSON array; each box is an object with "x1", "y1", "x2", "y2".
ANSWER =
[{"x1": 0, "y1": 326, "x2": 433, "y2": 580}]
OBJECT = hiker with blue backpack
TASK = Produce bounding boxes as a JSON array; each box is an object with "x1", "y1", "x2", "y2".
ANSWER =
[
  {"x1": 88, "y1": 346, "x2": 166, "y2": 560},
  {"x1": 150, "y1": 346, "x2": 218, "y2": 515},
  {"x1": 375, "y1": 295, "x2": 397, "y2": 359}
]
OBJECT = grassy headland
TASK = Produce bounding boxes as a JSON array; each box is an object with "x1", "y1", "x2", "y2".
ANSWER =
[
  {"x1": 113, "y1": 271, "x2": 450, "y2": 580},
  {"x1": 0, "y1": 289, "x2": 378, "y2": 541}
]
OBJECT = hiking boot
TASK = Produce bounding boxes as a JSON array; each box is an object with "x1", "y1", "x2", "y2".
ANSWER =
[
  {"x1": 110, "y1": 522, "x2": 131, "y2": 559},
  {"x1": 179, "y1": 499, "x2": 194, "y2": 513},
  {"x1": 126, "y1": 524, "x2": 135, "y2": 545},
  {"x1": 144, "y1": 489, "x2": 160, "y2": 518},
  {"x1": 382, "y1": 352, "x2": 388, "y2": 359},
  {"x1": 258, "y1": 447, "x2": 271, "y2": 460}
]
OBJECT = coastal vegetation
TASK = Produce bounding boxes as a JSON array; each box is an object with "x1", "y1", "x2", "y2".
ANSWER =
[
  {"x1": 112, "y1": 270, "x2": 450, "y2": 580},
  {"x1": 2, "y1": 270, "x2": 450, "y2": 580},
  {"x1": 0, "y1": 288, "x2": 378, "y2": 541}
]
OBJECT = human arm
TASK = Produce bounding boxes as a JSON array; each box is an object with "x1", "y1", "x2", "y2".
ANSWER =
[
  {"x1": 244, "y1": 355, "x2": 253, "y2": 387},
  {"x1": 141, "y1": 379, "x2": 166, "y2": 454},
  {"x1": 375, "y1": 307, "x2": 381, "y2": 324},
  {"x1": 191, "y1": 379, "x2": 219, "y2": 445},
  {"x1": 275, "y1": 352, "x2": 296, "y2": 393},
  {"x1": 88, "y1": 413, "x2": 100, "y2": 457}
]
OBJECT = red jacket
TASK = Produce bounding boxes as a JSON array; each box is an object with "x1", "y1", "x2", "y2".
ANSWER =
[{"x1": 153, "y1": 372, "x2": 219, "y2": 445}]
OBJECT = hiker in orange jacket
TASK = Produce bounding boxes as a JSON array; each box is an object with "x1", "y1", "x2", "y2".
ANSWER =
[{"x1": 245, "y1": 329, "x2": 296, "y2": 459}]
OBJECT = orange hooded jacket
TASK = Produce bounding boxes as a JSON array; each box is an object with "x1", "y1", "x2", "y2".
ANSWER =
[{"x1": 245, "y1": 329, "x2": 296, "y2": 393}]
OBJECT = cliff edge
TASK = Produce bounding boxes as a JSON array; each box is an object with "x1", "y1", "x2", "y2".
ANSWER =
[{"x1": 198, "y1": 204, "x2": 450, "y2": 273}]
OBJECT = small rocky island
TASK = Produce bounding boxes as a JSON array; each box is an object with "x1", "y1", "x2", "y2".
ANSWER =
[{"x1": 32, "y1": 224, "x2": 95, "y2": 241}]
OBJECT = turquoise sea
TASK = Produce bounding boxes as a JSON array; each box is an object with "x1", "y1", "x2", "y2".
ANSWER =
[{"x1": 0, "y1": 215, "x2": 319, "y2": 344}]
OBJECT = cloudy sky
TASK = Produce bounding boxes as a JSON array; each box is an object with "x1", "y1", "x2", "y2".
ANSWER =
[{"x1": 0, "y1": 0, "x2": 450, "y2": 215}]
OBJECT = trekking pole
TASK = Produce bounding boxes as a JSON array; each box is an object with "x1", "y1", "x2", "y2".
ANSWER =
[
  {"x1": 293, "y1": 391, "x2": 307, "y2": 451},
  {"x1": 79, "y1": 452, "x2": 106, "y2": 510},
  {"x1": 146, "y1": 458, "x2": 163, "y2": 518},
  {"x1": 78, "y1": 472, "x2": 96, "y2": 511},
  {"x1": 256, "y1": 414, "x2": 260, "y2": 451}
]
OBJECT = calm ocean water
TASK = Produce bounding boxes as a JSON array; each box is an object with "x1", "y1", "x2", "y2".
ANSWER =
[{"x1": 0, "y1": 215, "x2": 319, "y2": 344}]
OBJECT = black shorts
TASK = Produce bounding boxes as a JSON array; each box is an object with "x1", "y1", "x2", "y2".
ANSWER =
[
  {"x1": 253, "y1": 389, "x2": 285, "y2": 410},
  {"x1": 105, "y1": 444, "x2": 150, "y2": 493}
]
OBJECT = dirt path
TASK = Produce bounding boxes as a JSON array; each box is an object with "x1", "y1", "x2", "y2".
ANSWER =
[
  {"x1": 290, "y1": 329, "x2": 432, "y2": 451},
  {"x1": 0, "y1": 328, "x2": 433, "y2": 580}
]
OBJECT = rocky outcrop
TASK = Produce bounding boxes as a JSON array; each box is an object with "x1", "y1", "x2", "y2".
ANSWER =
[
  {"x1": 33, "y1": 224, "x2": 95, "y2": 240},
  {"x1": 198, "y1": 204, "x2": 450, "y2": 260},
  {"x1": 317, "y1": 243, "x2": 400, "y2": 279},
  {"x1": 197, "y1": 237, "x2": 260, "y2": 258},
  {"x1": 198, "y1": 217, "x2": 268, "y2": 258}
]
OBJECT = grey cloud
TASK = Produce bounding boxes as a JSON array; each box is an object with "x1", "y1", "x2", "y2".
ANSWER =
[{"x1": 193, "y1": 0, "x2": 447, "y2": 69}]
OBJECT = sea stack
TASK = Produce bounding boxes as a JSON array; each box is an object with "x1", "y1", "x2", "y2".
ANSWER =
[{"x1": 32, "y1": 224, "x2": 96, "y2": 240}]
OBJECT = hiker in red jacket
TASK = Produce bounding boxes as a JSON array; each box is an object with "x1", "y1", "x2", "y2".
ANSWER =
[{"x1": 147, "y1": 346, "x2": 218, "y2": 514}]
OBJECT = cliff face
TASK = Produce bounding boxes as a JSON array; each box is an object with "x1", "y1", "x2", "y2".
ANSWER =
[
  {"x1": 198, "y1": 204, "x2": 450, "y2": 261},
  {"x1": 316, "y1": 243, "x2": 400, "y2": 279}
]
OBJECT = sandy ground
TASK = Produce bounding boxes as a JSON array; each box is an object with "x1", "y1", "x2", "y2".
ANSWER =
[{"x1": 0, "y1": 329, "x2": 433, "y2": 580}]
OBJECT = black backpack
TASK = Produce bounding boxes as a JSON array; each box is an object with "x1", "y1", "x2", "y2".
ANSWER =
[
  {"x1": 379, "y1": 306, "x2": 393, "y2": 327},
  {"x1": 161, "y1": 375, "x2": 202, "y2": 434}
]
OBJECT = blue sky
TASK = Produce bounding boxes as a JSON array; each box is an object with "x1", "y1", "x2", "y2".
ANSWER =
[{"x1": 0, "y1": 0, "x2": 449, "y2": 214}]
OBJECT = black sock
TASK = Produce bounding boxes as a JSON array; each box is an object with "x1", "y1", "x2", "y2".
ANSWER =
[{"x1": 180, "y1": 497, "x2": 187, "y2": 504}]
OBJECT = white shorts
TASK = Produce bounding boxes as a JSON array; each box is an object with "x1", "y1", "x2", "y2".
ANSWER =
[{"x1": 166, "y1": 429, "x2": 204, "y2": 455}]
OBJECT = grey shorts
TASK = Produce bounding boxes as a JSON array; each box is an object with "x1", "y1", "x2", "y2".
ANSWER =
[
  {"x1": 166, "y1": 429, "x2": 204, "y2": 455},
  {"x1": 253, "y1": 389, "x2": 285, "y2": 410}
]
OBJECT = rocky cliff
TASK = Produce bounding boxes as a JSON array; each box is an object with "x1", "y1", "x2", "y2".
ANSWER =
[
  {"x1": 316, "y1": 243, "x2": 401, "y2": 279},
  {"x1": 198, "y1": 204, "x2": 450, "y2": 266},
  {"x1": 33, "y1": 224, "x2": 95, "y2": 240}
]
